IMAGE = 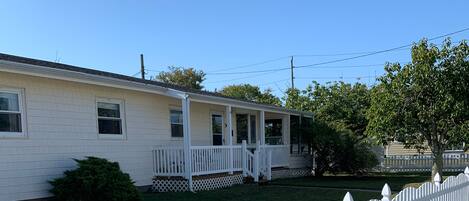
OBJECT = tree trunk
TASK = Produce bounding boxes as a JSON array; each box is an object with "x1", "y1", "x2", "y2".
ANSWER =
[{"x1": 431, "y1": 150, "x2": 444, "y2": 181}]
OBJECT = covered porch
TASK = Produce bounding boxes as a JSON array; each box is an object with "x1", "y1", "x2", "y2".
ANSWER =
[{"x1": 152, "y1": 94, "x2": 312, "y2": 191}]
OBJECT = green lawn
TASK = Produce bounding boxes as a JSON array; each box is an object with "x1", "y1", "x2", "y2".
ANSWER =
[
  {"x1": 143, "y1": 173, "x2": 445, "y2": 201},
  {"x1": 270, "y1": 174, "x2": 431, "y2": 192},
  {"x1": 142, "y1": 185, "x2": 380, "y2": 201}
]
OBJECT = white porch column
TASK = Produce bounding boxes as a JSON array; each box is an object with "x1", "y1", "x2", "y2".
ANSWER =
[
  {"x1": 182, "y1": 95, "x2": 193, "y2": 191},
  {"x1": 226, "y1": 105, "x2": 233, "y2": 174},
  {"x1": 259, "y1": 110, "x2": 265, "y2": 145}
]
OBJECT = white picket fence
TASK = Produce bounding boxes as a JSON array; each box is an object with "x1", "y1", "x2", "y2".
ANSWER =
[
  {"x1": 343, "y1": 167, "x2": 469, "y2": 201},
  {"x1": 382, "y1": 154, "x2": 469, "y2": 172}
]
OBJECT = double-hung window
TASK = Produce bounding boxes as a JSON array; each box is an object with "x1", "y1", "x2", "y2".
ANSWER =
[
  {"x1": 0, "y1": 88, "x2": 26, "y2": 138},
  {"x1": 170, "y1": 109, "x2": 183, "y2": 137},
  {"x1": 97, "y1": 98, "x2": 125, "y2": 139}
]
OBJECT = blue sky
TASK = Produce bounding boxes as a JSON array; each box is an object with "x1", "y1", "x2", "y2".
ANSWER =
[{"x1": 1, "y1": 0, "x2": 468, "y2": 97}]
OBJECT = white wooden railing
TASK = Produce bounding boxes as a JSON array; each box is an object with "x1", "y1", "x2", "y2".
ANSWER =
[
  {"x1": 153, "y1": 146, "x2": 185, "y2": 176},
  {"x1": 191, "y1": 145, "x2": 243, "y2": 175},
  {"x1": 343, "y1": 167, "x2": 469, "y2": 201},
  {"x1": 383, "y1": 154, "x2": 469, "y2": 172},
  {"x1": 153, "y1": 142, "x2": 278, "y2": 181}
]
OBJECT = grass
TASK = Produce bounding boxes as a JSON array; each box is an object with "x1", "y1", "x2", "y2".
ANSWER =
[
  {"x1": 143, "y1": 173, "x2": 457, "y2": 201},
  {"x1": 270, "y1": 174, "x2": 429, "y2": 192},
  {"x1": 142, "y1": 184, "x2": 380, "y2": 201}
]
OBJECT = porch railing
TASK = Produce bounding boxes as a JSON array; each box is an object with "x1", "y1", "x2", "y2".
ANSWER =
[
  {"x1": 153, "y1": 146, "x2": 185, "y2": 177},
  {"x1": 153, "y1": 143, "x2": 282, "y2": 181},
  {"x1": 191, "y1": 145, "x2": 243, "y2": 176}
]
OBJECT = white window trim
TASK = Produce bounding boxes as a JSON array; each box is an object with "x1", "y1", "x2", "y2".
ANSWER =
[
  {"x1": 169, "y1": 106, "x2": 183, "y2": 139},
  {"x1": 0, "y1": 87, "x2": 27, "y2": 139},
  {"x1": 96, "y1": 97, "x2": 126, "y2": 140},
  {"x1": 210, "y1": 111, "x2": 224, "y2": 145}
]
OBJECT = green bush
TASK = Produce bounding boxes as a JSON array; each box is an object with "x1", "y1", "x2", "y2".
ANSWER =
[
  {"x1": 312, "y1": 121, "x2": 378, "y2": 176},
  {"x1": 50, "y1": 157, "x2": 142, "y2": 201}
]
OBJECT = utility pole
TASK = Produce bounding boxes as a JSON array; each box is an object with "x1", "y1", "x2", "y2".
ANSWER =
[
  {"x1": 140, "y1": 54, "x2": 145, "y2": 80},
  {"x1": 290, "y1": 56, "x2": 294, "y2": 89}
]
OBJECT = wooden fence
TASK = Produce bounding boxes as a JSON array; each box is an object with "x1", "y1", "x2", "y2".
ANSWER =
[
  {"x1": 382, "y1": 154, "x2": 469, "y2": 172},
  {"x1": 343, "y1": 167, "x2": 469, "y2": 201}
]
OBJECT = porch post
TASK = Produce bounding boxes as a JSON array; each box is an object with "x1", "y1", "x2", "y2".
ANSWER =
[
  {"x1": 226, "y1": 105, "x2": 233, "y2": 174},
  {"x1": 259, "y1": 110, "x2": 265, "y2": 145},
  {"x1": 182, "y1": 95, "x2": 193, "y2": 191}
]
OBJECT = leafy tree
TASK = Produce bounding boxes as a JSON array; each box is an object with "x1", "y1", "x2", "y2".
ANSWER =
[
  {"x1": 366, "y1": 39, "x2": 469, "y2": 178},
  {"x1": 220, "y1": 84, "x2": 282, "y2": 106},
  {"x1": 285, "y1": 85, "x2": 377, "y2": 176},
  {"x1": 156, "y1": 66, "x2": 206, "y2": 90},
  {"x1": 305, "y1": 81, "x2": 370, "y2": 139},
  {"x1": 284, "y1": 88, "x2": 313, "y2": 111}
]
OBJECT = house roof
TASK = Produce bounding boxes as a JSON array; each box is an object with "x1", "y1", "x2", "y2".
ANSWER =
[{"x1": 0, "y1": 52, "x2": 312, "y2": 116}]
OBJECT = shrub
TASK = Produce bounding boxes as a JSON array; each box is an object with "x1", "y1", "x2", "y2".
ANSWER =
[
  {"x1": 312, "y1": 121, "x2": 378, "y2": 176},
  {"x1": 50, "y1": 157, "x2": 142, "y2": 201}
]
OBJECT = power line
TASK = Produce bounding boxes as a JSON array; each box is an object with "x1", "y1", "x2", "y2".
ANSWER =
[
  {"x1": 207, "y1": 56, "x2": 290, "y2": 73},
  {"x1": 131, "y1": 71, "x2": 142, "y2": 77},
  {"x1": 206, "y1": 67, "x2": 290, "y2": 75},
  {"x1": 296, "y1": 75, "x2": 375, "y2": 80},
  {"x1": 258, "y1": 78, "x2": 290, "y2": 86},
  {"x1": 294, "y1": 28, "x2": 469, "y2": 69},
  {"x1": 206, "y1": 28, "x2": 469, "y2": 75},
  {"x1": 205, "y1": 71, "x2": 278, "y2": 84},
  {"x1": 291, "y1": 47, "x2": 411, "y2": 57}
]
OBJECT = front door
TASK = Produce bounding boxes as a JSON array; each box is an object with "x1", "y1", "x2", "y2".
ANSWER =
[{"x1": 211, "y1": 113, "x2": 223, "y2": 145}]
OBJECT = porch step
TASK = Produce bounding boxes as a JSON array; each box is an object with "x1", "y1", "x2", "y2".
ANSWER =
[{"x1": 258, "y1": 178, "x2": 269, "y2": 185}]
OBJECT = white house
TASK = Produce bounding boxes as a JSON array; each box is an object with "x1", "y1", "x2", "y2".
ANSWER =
[{"x1": 0, "y1": 53, "x2": 313, "y2": 201}]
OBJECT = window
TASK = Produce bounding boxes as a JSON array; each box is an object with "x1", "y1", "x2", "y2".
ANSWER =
[
  {"x1": 265, "y1": 119, "x2": 282, "y2": 145},
  {"x1": 0, "y1": 89, "x2": 25, "y2": 137},
  {"x1": 97, "y1": 99, "x2": 125, "y2": 138},
  {"x1": 170, "y1": 110, "x2": 183, "y2": 137}
]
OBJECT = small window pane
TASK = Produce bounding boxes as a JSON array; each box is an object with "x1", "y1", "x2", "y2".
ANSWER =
[
  {"x1": 97, "y1": 102, "x2": 120, "y2": 118},
  {"x1": 98, "y1": 119, "x2": 122, "y2": 134},
  {"x1": 0, "y1": 113, "x2": 22, "y2": 132},
  {"x1": 213, "y1": 135, "x2": 223, "y2": 145},
  {"x1": 171, "y1": 124, "x2": 183, "y2": 137},
  {"x1": 170, "y1": 110, "x2": 183, "y2": 124},
  {"x1": 0, "y1": 92, "x2": 19, "y2": 111}
]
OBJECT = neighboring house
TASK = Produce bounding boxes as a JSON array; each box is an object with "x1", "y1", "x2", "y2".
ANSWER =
[
  {"x1": 381, "y1": 142, "x2": 469, "y2": 172},
  {"x1": 0, "y1": 53, "x2": 313, "y2": 201},
  {"x1": 385, "y1": 142, "x2": 468, "y2": 156}
]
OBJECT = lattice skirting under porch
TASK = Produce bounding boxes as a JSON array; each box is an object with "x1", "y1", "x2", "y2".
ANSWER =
[
  {"x1": 152, "y1": 174, "x2": 244, "y2": 192},
  {"x1": 271, "y1": 168, "x2": 313, "y2": 179}
]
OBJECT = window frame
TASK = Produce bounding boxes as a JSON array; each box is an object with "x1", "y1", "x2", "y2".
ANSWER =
[
  {"x1": 96, "y1": 97, "x2": 126, "y2": 140},
  {"x1": 170, "y1": 107, "x2": 184, "y2": 138},
  {"x1": 0, "y1": 87, "x2": 27, "y2": 139}
]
